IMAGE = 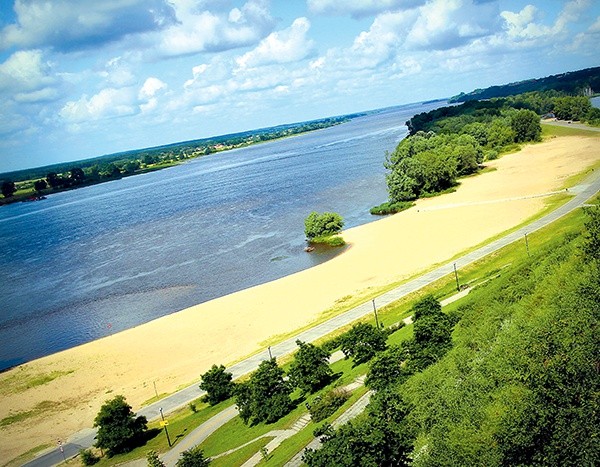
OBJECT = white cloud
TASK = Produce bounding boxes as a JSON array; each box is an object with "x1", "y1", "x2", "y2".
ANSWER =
[
  {"x1": 235, "y1": 17, "x2": 315, "y2": 69},
  {"x1": 60, "y1": 87, "x2": 138, "y2": 122},
  {"x1": 0, "y1": 49, "x2": 55, "y2": 92},
  {"x1": 501, "y1": 0, "x2": 591, "y2": 41},
  {"x1": 405, "y1": 0, "x2": 500, "y2": 50},
  {"x1": 139, "y1": 77, "x2": 167, "y2": 100},
  {"x1": 308, "y1": 0, "x2": 424, "y2": 17},
  {"x1": 1, "y1": 0, "x2": 177, "y2": 51},
  {"x1": 156, "y1": 0, "x2": 275, "y2": 57}
]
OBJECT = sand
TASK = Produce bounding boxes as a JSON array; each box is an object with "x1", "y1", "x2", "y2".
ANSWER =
[{"x1": 1, "y1": 134, "x2": 599, "y2": 462}]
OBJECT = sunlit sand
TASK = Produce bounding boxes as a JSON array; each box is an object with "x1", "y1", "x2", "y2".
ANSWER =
[{"x1": 1, "y1": 134, "x2": 599, "y2": 461}]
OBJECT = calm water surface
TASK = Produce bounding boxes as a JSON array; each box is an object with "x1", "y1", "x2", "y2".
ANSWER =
[{"x1": 0, "y1": 101, "x2": 445, "y2": 370}]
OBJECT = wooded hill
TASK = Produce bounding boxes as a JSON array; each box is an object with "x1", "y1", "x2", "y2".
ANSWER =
[{"x1": 449, "y1": 66, "x2": 600, "y2": 103}]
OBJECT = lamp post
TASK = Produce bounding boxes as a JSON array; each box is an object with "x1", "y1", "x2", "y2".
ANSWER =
[
  {"x1": 159, "y1": 407, "x2": 172, "y2": 447},
  {"x1": 268, "y1": 346, "x2": 273, "y2": 360}
]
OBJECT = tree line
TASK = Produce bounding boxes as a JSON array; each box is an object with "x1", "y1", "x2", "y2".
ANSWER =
[{"x1": 0, "y1": 115, "x2": 356, "y2": 204}]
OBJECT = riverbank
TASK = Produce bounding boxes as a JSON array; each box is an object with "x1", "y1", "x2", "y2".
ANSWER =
[{"x1": 1, "y1": 133, "x2": 599, "y2": 463}]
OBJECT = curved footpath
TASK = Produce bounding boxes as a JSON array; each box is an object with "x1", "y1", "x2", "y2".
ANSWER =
[{"x1": 26, "y1": 171, "x2": 600, "y2": 467}]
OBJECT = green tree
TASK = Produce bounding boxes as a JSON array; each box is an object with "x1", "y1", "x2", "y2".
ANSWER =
[
  {"x1": 235, "y1": 358, "x2": 292, "y2": 425},
  {"x1": 304, "y1": 212, "x2": 344, "y2": 239},
  {"x1": 1, "y1": 181, "x2": 16, "y2": 198},
  {"x1": 94, "y1": 395, "x2": 147, "y2": 457},
  {"x1": 288, "y1": 340, "x2": 333, "y2": 394},
  {"x1": 33, "y1": 179, "x2": 47, "y2": 192},
  {"x1": 176, "y1": 446, "x2": 210, "y2": 466},
  {"x1": 69, "y1": 167, "x2": 86, "y2": 185},
  {"x1": 199, "y1": 364, "x2": 234, "y2": 406},
  {"x1": 366, "y1": 345, "x2": 409, "y2": 391},
  {"x1": 510, "y1": 109, "x2": 541, "y2": 143},
  {"x1": 46, "y1": 172, "x2": 63, "y2": 188},
  {"x1": 340, "y1": 322, "x2": 387, "y2": 365}
]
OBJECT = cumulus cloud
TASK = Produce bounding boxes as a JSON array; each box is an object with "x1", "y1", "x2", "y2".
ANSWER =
[
  {"x1": 501, "y1": 0, "x2": 591, "y2": 41},
  {"x1": 0, "y1": 49, "x2": 64, "y2": 104},
  {"x1": 156, "y1": 0, "x2": 275, "y2": 57},
  {"x1": 235, "y1": 17, "x2": 315, "y2": 69},
  {"x1": 1, "y1": 0, "x2": 177, "y2": 52},
  {"x1": 308, "y1": 0, "x2": 424, "y2": 18},
  {"x1": 405, "y1": 0, "x2": 501, "y2": 50},
  {"x1": 60, "y1": 87, "x2": 139, "y2": 122}
]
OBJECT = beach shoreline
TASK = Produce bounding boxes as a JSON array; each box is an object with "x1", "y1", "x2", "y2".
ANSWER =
[{"x1": 1, "y1": 134, "x2": 599, "y2": 463}]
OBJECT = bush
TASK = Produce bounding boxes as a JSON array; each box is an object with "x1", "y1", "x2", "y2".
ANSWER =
[
  {"x1": 308, "y1": 235, "x2": 345, "y2": 247},
  {"x1": 80, "y1": 449, "x2": 100, "y2": 466},
  {"x1": 370, "y1": 201, "x2": 415, "y2": 215},
  {"x1": 304, "y1": 212, "x2": 344, "y2": 239},
  {"x1": 309, "y1": 389, "x2": 350, "y2": 422}
]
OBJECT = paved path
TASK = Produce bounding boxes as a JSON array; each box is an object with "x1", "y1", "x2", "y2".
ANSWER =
[
  {"x1": 25, "y1": 172, "x2": 600, "y2": 467},
  {"x1": 541, "y1": 120, "x2": 600, "y2": 133}
]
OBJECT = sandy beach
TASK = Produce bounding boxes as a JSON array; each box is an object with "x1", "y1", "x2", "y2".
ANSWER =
[{"x1": 1, "y1": 134, "x2": 599, "y2": 462}]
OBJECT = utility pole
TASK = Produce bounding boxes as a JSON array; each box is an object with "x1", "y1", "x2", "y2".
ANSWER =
[
  {"x1": 268, "y1": 346, "x2": 273, "y2": 360},
  {"x1": 453, "y1": 263, "x2": 460, "y2": 291},
  {"x1": 525, "y1": 233, "x2": 530, "y2": 257},
  {"x1": 372, "y1": 299, "x2": 380, "y2": 328}
]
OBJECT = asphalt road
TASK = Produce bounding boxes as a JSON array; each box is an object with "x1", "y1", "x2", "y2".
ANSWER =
[{"x1": 24, "y1": 171, "x2": 600, "y2": 467}]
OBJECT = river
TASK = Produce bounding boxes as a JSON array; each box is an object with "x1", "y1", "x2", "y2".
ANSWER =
[{"x1": 0, "y1": 100, "x2": 445, "y2": 370}]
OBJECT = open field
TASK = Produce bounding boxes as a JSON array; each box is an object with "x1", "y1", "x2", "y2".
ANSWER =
[{"x1": 0, "y1": 128, "x2": 599, "y2": 463}]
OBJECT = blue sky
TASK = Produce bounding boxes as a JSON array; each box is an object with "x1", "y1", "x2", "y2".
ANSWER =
[{"x1": 0, "y1": 0, "x2": 598, "y2": 172}]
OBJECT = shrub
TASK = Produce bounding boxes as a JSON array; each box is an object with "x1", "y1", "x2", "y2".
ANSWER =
[
  {"x1": 370, "y1": 201, "x2": 415, "y2": 215},
  {"x1": 80, "y1": 449, "x2": 100, "y2": 466},
  {"x1": 309, "y1": 389, "x2": 350, "y2": 422},
  {"x1": 308, "y1": 235, "x2": 345, "y2": 247}
]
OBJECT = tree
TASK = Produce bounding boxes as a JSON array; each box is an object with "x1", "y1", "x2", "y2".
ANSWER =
[
  {"x1": 288, "y1": 340, "x2": 332, "y2": 394},
  {"x1": 199, "y1": 364, "x2": 234, "y2": 406},
  {"x1": 176, "y1": 446, "x2": 210, "y2": 467},
  {"x1": 33, "y1": 179, "x2": 47, "y2": 192},
  {"x1": 46, "y1": 172, "x2": 63, "y2": 188},
  {"x1": 365, "y1": 345, "x2": 409, "y2": 391},
  {"x1": 510, "y1": 109, "x2": 541, "y2": 143},
  {"x1": 94, "y1": 395, "x2": 147, "y2": 457},
  {"x1": 304, "y1": 212, "x2": 344, "y2": 239},
  {"x1": 1, "y1": 181, "x2": 16, "y2": 198},
  {"x1": 340, "y1": 322, "x2": 387, "y2": 365},
  {"x1": 235, "y1": 358, "x2": 292, "y2": 425},
  {"x1": 408, "y1": 295, "x2": 453, "y2": 371},
  {"x1": 69, "y1": 167, "x2": 86, "y2": 185}
]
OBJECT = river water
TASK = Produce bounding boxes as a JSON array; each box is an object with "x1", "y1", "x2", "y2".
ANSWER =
[{"x1": 0, "y1": 101, "x2": 445, "y2": 370}]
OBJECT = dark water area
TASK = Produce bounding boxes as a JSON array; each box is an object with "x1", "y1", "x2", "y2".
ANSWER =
[{"x1": 0, "y1": 101, "x2": 445, "y2": 370}]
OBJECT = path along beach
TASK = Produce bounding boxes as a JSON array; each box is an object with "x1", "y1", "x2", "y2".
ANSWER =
[{"x1": 1, "y1": 133, "x2": 599, "y2": 462}]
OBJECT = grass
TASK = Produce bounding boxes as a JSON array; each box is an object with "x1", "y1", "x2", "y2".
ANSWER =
[
  {"x1": 210, "y1": 437, "x2": 273, "y2": 466},
  {"x1": 0, "y1": 369, "x2": 74, "y2": 396},
  {"x1": 0, "y1": 400, "x2": 61, "y2": 427}
]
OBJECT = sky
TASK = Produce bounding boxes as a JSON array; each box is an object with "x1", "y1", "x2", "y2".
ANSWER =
[{"x1": 0, "y1": 0, "x2": 598, "y2": 173}]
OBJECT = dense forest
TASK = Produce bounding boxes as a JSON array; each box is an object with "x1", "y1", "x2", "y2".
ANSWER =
[
  {"x1": 449, "y1": 65, "x2": 600, "y2": 102},
  {"x1": 372, "y1": 91, "x2": 600, "y2": 214},
  {"x1": 0, "y1": 114, "x2": 358, "y2": 204},
  {"x1": 304, "y1": 204, "x2": 600, "y2": 466}
]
